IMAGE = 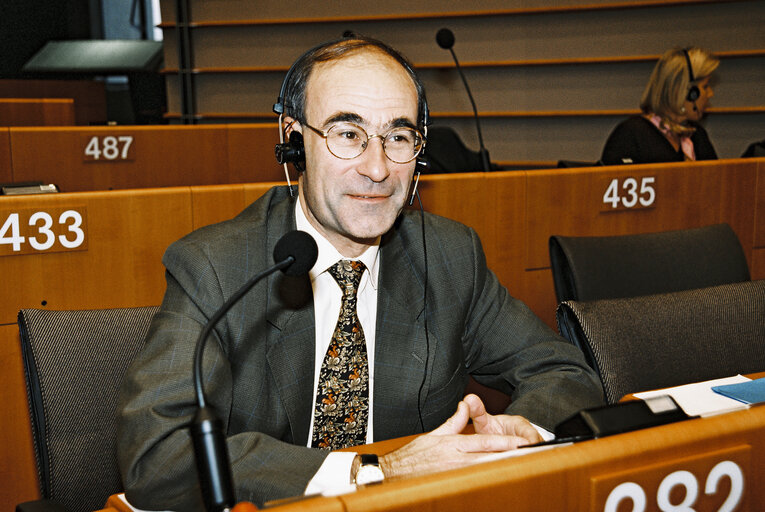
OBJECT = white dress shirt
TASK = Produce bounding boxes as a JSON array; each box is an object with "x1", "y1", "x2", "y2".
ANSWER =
[
  {"x1": 297, "y1": 199, "x2": 553, "y2": 495},
  {"x1": 296, "y1": 200, "x2": 380, "y2": 494}
]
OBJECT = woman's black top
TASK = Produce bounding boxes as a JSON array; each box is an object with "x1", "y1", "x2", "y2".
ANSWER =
[{"x1": 601, "y1": 115, "x2": 718, "y2": 165}]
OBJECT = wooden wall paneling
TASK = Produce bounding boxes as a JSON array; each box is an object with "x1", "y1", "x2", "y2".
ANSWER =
[
  {"x1": 0, "y1": 323, "x2": 40, "y2": 511},
  {"x1": 159, "y1": 0, "x2": 634, "y2": 23},
  {"x1": 226, "y1": 123, "x2": 285, "y2": 182},
  {"x1": 388, "y1": 2, "x2": 764, "y2": 64},
  {"x1": 436, "y1": 116, "x2": 617, "y2": 167},
  {"x1": 0, "y1": 127, "x2": 11, "y2": 183},
  {"x1": 0, "y1": 99, "x2": 75, "y2": 127},
  {"x1": 161, "y1": 2, "x2": 764, "y2": 65},
  {"x1": 158, "y1": 1, "x2": 764, "y2": 163},
  {"x1": 9, "y1": 126, "x2": 231, "y2": 192},
  {"x1": 190, "y1": 184, "x2": 247, "y2": 229},
  {"x1": 755, "y1": 158, "x2": 765, "y2": 249},
  {"x1": 183, "y1": 73, "x2": 284, "y2": 116},
  {"x1": 702, "y1": 113, "x2": 765, "y2": 162},
  {"x1": 0, "y1": 188, "x2": 194, "y2": 325}
]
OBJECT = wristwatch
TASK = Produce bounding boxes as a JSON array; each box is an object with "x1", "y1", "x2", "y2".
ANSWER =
[{"x1": 354, "y1": 454, "x2": 385, "y2": 485}]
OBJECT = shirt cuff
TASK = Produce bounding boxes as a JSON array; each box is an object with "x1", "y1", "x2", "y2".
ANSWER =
[{"x1": 304, "y1": 451, "x2": 358, "y2": 496}]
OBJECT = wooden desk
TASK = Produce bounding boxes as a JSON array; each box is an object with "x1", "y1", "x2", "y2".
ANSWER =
[
  {"x1": 0, "y1": 98, "x2": 76, "y2": 127},
  {"x1": 101, "y1": 404, "x2": 765, "y2": 511},
  {"x1": 2, "y1": 158, "x2": 765, "y2": 510},
  {"x1": 7, "y1": 124, "x2": 284, "y2": 192}
]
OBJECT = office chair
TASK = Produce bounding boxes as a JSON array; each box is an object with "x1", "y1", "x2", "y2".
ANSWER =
[
  {"x1": 16, "y1": 306, "x2": 158, "y2": 512},
  {"x1": 557, "y1": 280, "x2": 765, "y2": 403},
  {"x1": 549, "y1": 223, "x2": 750, "y2": 304},
  {"x1": 422, "y1": 126, "x2": 491, "y2": 173}
]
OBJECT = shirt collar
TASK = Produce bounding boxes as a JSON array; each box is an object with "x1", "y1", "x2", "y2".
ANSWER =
[{"x1": 295, "y1": 198, "x2": 380, "y2": 289}]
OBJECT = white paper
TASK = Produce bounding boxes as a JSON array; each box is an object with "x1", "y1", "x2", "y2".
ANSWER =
[{"x1": 633, "y1": 375, "x2": 751, "y2": 417}]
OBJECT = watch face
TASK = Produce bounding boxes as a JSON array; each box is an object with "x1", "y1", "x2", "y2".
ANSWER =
[{"x1": 356, "y1": 464, "x2": 385, "y2": 485}]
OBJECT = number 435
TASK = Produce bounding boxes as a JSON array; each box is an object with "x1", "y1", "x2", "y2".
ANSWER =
[{"x1": 603, "y1": 177, "x2": 656, "y2": 209}]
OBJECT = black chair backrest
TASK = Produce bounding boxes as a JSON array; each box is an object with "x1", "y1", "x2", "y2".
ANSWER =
[
  {"x1": 422, "y1": 126, "x2": 486, "y2": 173},
  {"x1": 557, "y1": 280, "x2": 765, "y2": 403},
  {"x1": 549, "y1": 223, "x2": 750, "y2": 304},
  {"x1": 18, "y1": 306, "x2": 158, "y2": 512}
]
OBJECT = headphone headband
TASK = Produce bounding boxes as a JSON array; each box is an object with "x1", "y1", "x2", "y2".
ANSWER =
[
  {"x1": 273, "y1": 36, "x2": 429, "y2": 128},
  {"x1": 681, "y1": 48, "x2": 700, "y2": 103}
]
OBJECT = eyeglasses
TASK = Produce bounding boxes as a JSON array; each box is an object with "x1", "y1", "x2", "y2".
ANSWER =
[{"x1": 300, "y1": 120, "x2": 425, "y2": 164}]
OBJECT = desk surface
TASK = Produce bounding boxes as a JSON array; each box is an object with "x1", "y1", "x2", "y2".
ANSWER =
[{"x1": 103, "y1": 376, "x2": 765, "y2": 511}]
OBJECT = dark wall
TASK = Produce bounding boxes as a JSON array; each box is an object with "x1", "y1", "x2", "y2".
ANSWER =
[{"x1": 0, "y1": 0, "x2": 93, "y2": 78}]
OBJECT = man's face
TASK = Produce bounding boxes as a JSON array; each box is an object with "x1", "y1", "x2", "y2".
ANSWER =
[{"x1": 293, "y1": 50, "x2": 419, "y2": 257}]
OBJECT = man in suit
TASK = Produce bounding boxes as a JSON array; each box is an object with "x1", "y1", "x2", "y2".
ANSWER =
[{"x1": 117, "y1": 36, "x2": 603, "y2": 510}]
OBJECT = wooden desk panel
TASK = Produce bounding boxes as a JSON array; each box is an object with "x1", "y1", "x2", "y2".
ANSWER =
[
  {"x1": 522, "y1": 159, "x2": 761, "y2": 325},
  {"x1": 0, "y1": 324, "x2": 40, "y2": 509},
  {"x1": 7, "y1": 125, "x2": 287, "y2": 193},
  {"x1": 416, "y1": 172, "x2": 527, "y2": 294},
  {"x1": 226, "y1": 124, "x2": 286, "y2": 183},
  {"x1": 9, "y1": 126, "x2": 231, "y2": 192},
  {"x1": 243, "y1": 182, "x2": 281, "y2": 206},
  {"x1": 0, "y1": 188, "x2": 193, "y2": 325},
  {"x1": 0, "y1": 127, "x2": 10, "y2": 183},
  {"x1": 332, "y1": 406, "x2": 765, "y2": 511},
  {"x1": 0, "y1": 79, "x2": 107, "y2": 126},
  {"x1": 0, "y1": 98, "x2": 75, "y2": 127},
  {"x1": 190, "y1": 184, "x2": 248, "y2": 230},
  {"x1": 524, "y1": 160, "x2": 752, "y2": 270},
  {"x1": 755, "y1": 158, "x2": 765, "y2": 249}
]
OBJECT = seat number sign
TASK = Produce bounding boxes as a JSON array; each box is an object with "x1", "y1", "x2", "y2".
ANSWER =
[
  {"x1": 0, "y1": 207, "x2": 88, "y2": 256},
  {"x1": 82, "y1": 135, "x2": 135, "y2": 161},
  {"x1": 592, "y1": 446, "x2": 749, "y2": 512},
  {"x1": 602, "y1": 176, "x2": 656, "y2": 211}
]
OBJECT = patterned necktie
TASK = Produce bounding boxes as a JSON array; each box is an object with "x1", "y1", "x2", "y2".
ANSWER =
[{"x1": 311, "y1": 260, "x2": 370, "y2": 450}]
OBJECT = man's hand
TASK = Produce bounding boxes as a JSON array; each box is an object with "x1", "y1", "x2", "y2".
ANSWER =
[{"x1": 379, "y1": 394, "x2": 543, "y2": 479}]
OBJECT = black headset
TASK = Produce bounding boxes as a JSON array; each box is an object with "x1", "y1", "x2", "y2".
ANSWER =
[
  {"x1": 682, "y1": 48, "x2": 701, "y2": 103},
  {"x1": 272, "y1": 36, "x2": 430, "y2": 168}
]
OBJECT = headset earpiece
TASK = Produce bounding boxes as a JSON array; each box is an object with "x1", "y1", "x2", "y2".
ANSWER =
[
  {"x1": 682, "y1": 48, "x2": 701, "y2": 103},
  {"x1": 274, "y1": 131, "x2": 305, "y2": 165},
  {"x1": 687, "y1": 85, "x2": 700, "y2": 103}
]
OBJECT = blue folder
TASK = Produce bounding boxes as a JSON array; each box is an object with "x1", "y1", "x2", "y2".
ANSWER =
[{"x1": 712, "y1": 378, "x2": 765, "y2": 405}]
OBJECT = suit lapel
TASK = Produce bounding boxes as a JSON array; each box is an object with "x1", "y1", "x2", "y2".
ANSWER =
[
  {"x1": 263, "y1": 191, "x2": 316, "y2": 446},
  {"x1": 373, "y1": 222, "x2": 431, "y2": 439}
]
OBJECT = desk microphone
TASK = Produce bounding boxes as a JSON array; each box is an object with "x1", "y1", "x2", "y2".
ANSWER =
[
  {"x1": 191, "y1": 230, "x2": 318, "y2": 511},
  {"x1": 436, "y1": 28, "x2": 492, "y2": 172}
]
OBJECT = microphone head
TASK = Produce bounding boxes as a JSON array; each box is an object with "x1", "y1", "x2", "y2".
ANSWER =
[
  {"x1": 273, "y1": 230, "x2": 318, "y2": 276},
  {"x1": 436, "y1": 28, "x2": 455, "y2": 49}
]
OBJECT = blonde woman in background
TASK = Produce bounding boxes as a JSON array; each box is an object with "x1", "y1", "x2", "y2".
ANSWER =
[{"x1": 601, "y1": 47, "x2": 719, "y2": 165}]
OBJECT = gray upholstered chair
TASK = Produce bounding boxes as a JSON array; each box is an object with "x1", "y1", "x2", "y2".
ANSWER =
[
  {"x1": 556, "y1": 280, "x2": 765, "y2": 404},
  {"x1": 16, "y1": 306, "x2": 158, "y2": 512},
  {"x1": 549, "y1": 223, "x2": 750, "y2": 304}
]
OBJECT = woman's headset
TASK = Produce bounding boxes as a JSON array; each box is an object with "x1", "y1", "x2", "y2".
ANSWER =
[{"x1": 682, "y1": 48, "x2": 701, "y2": 102}]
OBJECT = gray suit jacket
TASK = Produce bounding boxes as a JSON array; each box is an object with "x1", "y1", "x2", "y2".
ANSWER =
[{"x1": 117, "y1": 186, "x2": 603, "y2": 509}]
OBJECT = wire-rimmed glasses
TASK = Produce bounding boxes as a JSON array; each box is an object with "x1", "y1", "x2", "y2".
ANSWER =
[{"x1": 300, "y1": 120, "x2": 425, "y2": 164}]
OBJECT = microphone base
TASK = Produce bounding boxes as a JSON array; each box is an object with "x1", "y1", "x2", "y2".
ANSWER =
[{"x1": 192, "y1": 406, "x2": 236, "y2": 512}]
